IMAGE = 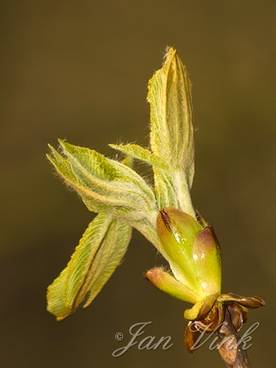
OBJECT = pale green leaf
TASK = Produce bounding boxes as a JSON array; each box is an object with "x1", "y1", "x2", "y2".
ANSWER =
[
  {"x1": 47, "y1": 145, "x2": 122, "y2": 213},
  {"x1": 59, "y1": 140, "x2": 156, "y2": 209},
  {"x1": 47, "y1": 141, "x2": 157, "y2": 221},
  {"x1": 147, "y1": 47, "x2": 194, "y2": 175},
  {"x1": 109, "y1": 143, "x2": 178, "y2": 210},
  {"x1": 147, "y1": 47, "x2": 195, "y2": 215},
  {"x1": 109, "y1": 143, "x2": 168, "y2": 170},
  {"x1": 58, "y1": 139, "x2": 117, "y2": 180},
  {"x1": 82, "y1": 219, "x2": 132, "y2": 307},
  {"x1": 47, "y1": 213, "x2": 132, "y2": 320},
  {"x1": 153, "y1": 168, "x2": 178, "y2": 209}
]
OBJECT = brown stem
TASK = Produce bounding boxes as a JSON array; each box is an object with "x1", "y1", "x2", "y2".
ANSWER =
[{"x1": 217, "y1": 307, "x2": 249, "y2": 368}]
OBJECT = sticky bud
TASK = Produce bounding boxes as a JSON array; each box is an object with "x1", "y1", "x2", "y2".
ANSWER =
[{"x1": 157, "y1": 208, "x2": 221, "y2": 298}]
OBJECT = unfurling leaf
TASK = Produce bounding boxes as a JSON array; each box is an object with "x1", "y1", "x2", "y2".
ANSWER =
[
  {"x1": 110, "y1": 144, "x2": 180, "y2": 211},
  {"x1": 147, "y1": 47, "x2": 195, "y2": 215},
  {"x1": 47, "y1": 140, "x2": 157, "y2": 222},
  {"x1": 147, "y1": 47, "x2": 194, "y2": 173},
  {"x1": 109, "y1": 143, "x2": 169, "y2": 169},
  {"x1": 46, "y1": 47, "x2": 266, "y2": 368},
  {"x1": 47, "y1": 213, "x2": 132, "y2": 320}
]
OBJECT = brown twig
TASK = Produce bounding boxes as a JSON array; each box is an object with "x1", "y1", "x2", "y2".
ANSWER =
[{"x1": 218, "y1": 307, "x2": 249, "y2": 368}]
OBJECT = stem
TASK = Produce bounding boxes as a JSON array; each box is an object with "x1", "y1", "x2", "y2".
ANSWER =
[{"x1": 218, "y1": 307, "x2": 249, "y2": 368}]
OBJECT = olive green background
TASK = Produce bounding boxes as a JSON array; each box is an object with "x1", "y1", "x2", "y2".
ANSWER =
[{"x1": 1, "y1": 1, "x2": 275, "y2": 367}]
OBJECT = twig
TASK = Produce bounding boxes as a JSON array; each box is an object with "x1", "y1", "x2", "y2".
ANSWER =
[{"x1": 218, "y1": 307, "x2": 249, "y2": 368}]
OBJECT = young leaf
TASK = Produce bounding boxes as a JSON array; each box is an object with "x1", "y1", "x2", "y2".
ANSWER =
[
  {"x1": 47, "y1": 213, "x2": 132, "y2": 320},
  {"x1": 47, "y1": 145, "x2": 129, "y2": 214},
  {"x1": 47, "y1": 141, "x2": 157, "y2": 222},
  {"x1": 110, "y1": 143, "x2": 180, "y2": 211},
  {"x1": 147, "y1": 48, "x2": 195, "y2": 215},
  {"x1": 147, "y1": 47, "x2": 194, "y2": 174},
  {"x1": 153, "y1": 169, "x2": 178, "y2": 209},
  {"x1": 82, "y1": 219, "x2": 132, "y2": 307},
  {"x1": 109, "y1": 143, "x2": 168, "y2": 169}
]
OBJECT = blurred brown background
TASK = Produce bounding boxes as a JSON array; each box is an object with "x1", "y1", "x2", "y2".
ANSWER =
[{"x1": 1, "y1": 1, "x2": 275, "y2": 367}]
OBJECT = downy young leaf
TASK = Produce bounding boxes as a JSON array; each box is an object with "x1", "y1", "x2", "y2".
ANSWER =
[
  {"x1": 82, "y1": 219, "x2": 132, "y2": 307},
  {"x1": 47, "y1": 145, "x2": 122, "y2": 213},
  {"x1": 153, "y1": 169, "x2": 178, "y2": 210},
  {"x1": 47, "y1": 141, "x2": 157, "y2": 222},
  {"x1": 110, "y1": 143, "x2": 179, "y2": 210},
  {"x1": 147, "y1": 47, "x2": 195, "y2": 215},
  {"x1": 47, "y1": 212, "x2": 132, "y2": 320},
  {"x1": 147, "y1": 47, "x2": 194, "y2": 174},
  {"x1": 109, "y1": 143, "x2": 168, "y2": 170}
]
